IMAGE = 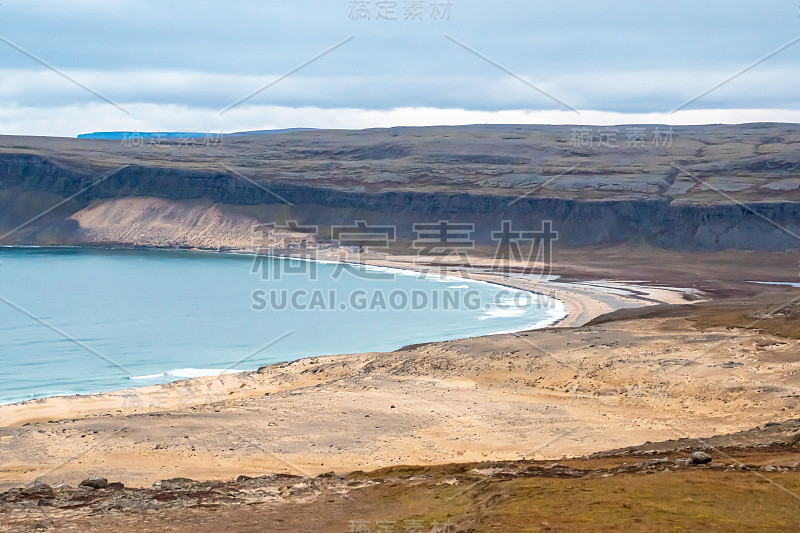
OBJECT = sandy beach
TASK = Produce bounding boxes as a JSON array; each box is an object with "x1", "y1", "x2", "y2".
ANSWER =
[
  {"x1": 8, "y1": 252, "x2": 790, "y2": 492},
  {"x1": 0, "y1": 252, "x2": 693, "y2": 427}
]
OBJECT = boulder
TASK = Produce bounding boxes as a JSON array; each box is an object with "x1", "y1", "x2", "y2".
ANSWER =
[
  {"x1": 79, "y1": 477, "x2": 109, "y2": 490},
  {"x1": 154, "y1": 478, "x2": 195, "y2": 491},
  {"x1": 691, "y1": 451, "x2": 712, "y2": 465}
]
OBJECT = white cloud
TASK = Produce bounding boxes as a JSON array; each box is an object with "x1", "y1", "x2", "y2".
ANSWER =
[
  {"x1": 2, "y1": 103, "x2": 800, "y2": 138},
  {"x1": 0, "y1": 65, "x2": 798, "y2": 114},
  {"x1": 0, "y1": 1, "x2": 798, "y2": 136}
]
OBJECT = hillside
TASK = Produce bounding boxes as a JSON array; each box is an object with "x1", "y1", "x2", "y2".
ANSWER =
[{"x1": 1, "y1": 123, "x2": 799, "y2": 250}]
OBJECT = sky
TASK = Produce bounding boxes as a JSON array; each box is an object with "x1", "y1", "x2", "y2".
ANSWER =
[{"x1": 0, "y1": 0, "x2": 798, "y2": 137}]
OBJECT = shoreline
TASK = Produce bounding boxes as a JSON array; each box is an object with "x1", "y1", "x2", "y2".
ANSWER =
[
  {"x1": 0, "y1": 246, "x2": 698, "y2": 425},
  {"x1": 0, "y1": 245, "x2": 568, "y2": 408},
  {"x1": 5, "y1": 290, "x2": 796, "y2": 490},
  {"x1": 6, "y1": 247, "x2": 798, "y2": 492}
]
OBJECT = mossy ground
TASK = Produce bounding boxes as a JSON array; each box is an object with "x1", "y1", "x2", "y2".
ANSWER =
[{"x1": 340, "y1": 469, "x2": 800, "y2": 532}]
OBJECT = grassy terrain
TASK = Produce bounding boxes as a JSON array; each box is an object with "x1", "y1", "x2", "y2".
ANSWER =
[
  {"x1": 691, "y1": 299, "x2": 800, "y2": 340},
  {"x1": 6, "y1": 444, "x2": 800, "y2": 532},
  {"x1": 397, "y1": 472, "x2": 800, "y2": 532},
  {"x1": 24, "y1": 469, "x2": 800, "y2": 532}
]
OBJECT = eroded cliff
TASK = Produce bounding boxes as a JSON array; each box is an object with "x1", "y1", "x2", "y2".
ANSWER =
[{"x1": 1, "y1": 123, "x2": 799, "y2": 251}]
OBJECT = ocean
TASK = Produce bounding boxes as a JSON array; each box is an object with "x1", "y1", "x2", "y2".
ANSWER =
[{"x1": 0, "y1": 247, "x2": 565, "y2": 404}]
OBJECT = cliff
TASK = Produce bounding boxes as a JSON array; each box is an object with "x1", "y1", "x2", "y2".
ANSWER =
[{"x1": 1, "y1": 123, "x2": 799, "y2": 251}]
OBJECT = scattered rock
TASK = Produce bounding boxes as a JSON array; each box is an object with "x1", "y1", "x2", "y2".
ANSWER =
[
  {"x1": 22, "y1": 482, "x2": 54, "y2": 499},
  {"x1": 79, "y1": 477, "x2": 109, "y2": 490},
  {"x1": 156, "y1": 478, "x2": 195, "y2": 491},
  {"x1": 691, "y1": 452, "x2": 712, "y2": 465}
]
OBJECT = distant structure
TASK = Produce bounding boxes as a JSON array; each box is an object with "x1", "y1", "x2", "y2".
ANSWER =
[
  {"x1": 77, "y1": 128, "x2": 319, "y2": 140},
  {"x1": 77, "y1": 132, "x2": 210, "y2": 140}
]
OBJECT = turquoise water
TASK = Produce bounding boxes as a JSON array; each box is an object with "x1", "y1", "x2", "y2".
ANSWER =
[{"x1": 0, "y1": 248, "x2": 565, "y2": 404}]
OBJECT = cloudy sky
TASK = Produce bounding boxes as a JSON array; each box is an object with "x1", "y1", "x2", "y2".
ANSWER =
[{"x1": 0, "y1": 0, "x2": 798, "y2": 136}]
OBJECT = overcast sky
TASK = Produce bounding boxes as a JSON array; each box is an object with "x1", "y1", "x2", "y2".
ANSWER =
[{"x1": 0, "y1": 0, "x2": 798, "y2": 136}]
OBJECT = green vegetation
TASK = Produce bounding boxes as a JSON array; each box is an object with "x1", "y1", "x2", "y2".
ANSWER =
[{"x1": 347, "y1": 470, "x2": 800, "y2": 532}]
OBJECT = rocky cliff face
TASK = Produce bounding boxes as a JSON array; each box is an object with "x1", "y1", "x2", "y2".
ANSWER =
[{"x1": 1, "y1": 124, "x2": 799, "y2": 251}]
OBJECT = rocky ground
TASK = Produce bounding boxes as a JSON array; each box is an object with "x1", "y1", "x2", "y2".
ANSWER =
[{"x1": 2, "y1": 420, "x2": 799, "y2": 532}]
